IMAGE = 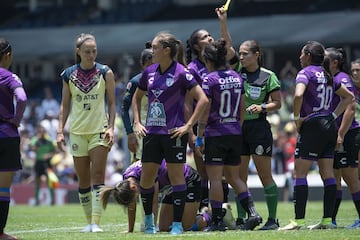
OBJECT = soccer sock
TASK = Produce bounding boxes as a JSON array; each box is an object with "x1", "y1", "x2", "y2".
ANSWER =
[
  {"x1": 264, "y1": 182, "x2": 278, "y2": 219},
  {"x1": 351, "y1": 191, "x2": 360, "y2": 219},
  {"x1": 78, "y1": 187, "x2": 92, "y2": 224},
  {"x1": 35, "y1": 186, "x2": 40, "y2": 204},
  {"x1": 222, "y1": 182, "x2": 229, "y2": 203},
  {"x1": 92, "y1": 184, "x2": 104, "y2": 225},
  {"x1": 294, "y1": 178, "x2": 308, "y2": 220},
  {"x1": 49, "y1": 188, "x2": 55, "y2": 205},
  {"x1": 235, "y1": 193, "x2": 247, "y2": 220},
  {"x1": 210, "y1": 200, "x2": 223, "y2": 222},
  {"x1": 140, "y1": 186, "x2": 154, "y2": 215},
  {"x1": 323, "y1": 178, "x2": 337, "y2": 218},
  {"x1": 332, "y1": 190, "x2": 342, "y2": 222},
  {"x1": 0, "y1": 193, "x2": 10, "y2": 234},
  {"x1": 237, "y1": 191, "x2": 258, "y2": 217},
  {"x1": 200, "y1": 179, "x2": 209, "y2": 210},
  {"x1": 172, "y1": 184, "x2": 187, "y2": 222}
]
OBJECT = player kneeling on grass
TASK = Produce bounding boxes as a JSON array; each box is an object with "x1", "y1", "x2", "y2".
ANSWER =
[{"x1": 100, "y1": 160, "x2": 211, "y2": 232}]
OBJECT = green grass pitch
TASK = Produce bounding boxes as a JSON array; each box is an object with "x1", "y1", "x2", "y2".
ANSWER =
[{"x1": 6, "y1": 201, "x2": 360, "y2": 239}]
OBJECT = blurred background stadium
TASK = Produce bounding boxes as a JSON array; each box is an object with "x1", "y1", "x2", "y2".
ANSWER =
[
  {"x1": 2, "y1": 0, "x2": 360, "y2": 99},
  {"x1": 2, "y1": 0, "x2": 359, "y2": 205}
]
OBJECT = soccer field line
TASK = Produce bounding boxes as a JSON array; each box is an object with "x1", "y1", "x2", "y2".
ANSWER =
[
  {"x1": 10, "y1": 224, "x2": 204, "y2": 237},
  {"x1": 9, "y1": 223, "x2": 127, "y2": 234}
]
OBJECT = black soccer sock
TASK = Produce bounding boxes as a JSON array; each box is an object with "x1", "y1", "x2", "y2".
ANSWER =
[
  {"x1": 200, "y1": 179, "x2": 209, "y2": 210},
  {"x1": 238, "y1": 192, "x2": 258, "y2": 217},
  {"x1": 0, "y1": 200, "x2": 10, "y2": 234},
  {"x1": 172, "y1": 184, "x2": 187, "y2": 222},
  {"x1": 140, "y1": 186, "x2": 154, "y2": 215},
  {"x1": 323, "y1": 178, "x2": 337, "y2": 218},
  {"x1": 294, "y1": 178, "x2": 308, "y2": 219},
  {"x1": 332, "y1": 190, "x2": 342, "y2": 222},
  {"x1": 222, "y1": 181, "x2": 229, "y2": 203}
]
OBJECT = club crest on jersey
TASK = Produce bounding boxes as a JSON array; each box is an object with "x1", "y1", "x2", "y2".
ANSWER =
[
  {"x1": 166, "y1": 77, "x2": 174, "y2": 87},
  {"x1": 152, "y1": 89, "x2": 164, "y2": 98},
  {"x1": 76, "y1": 94, "x2": 82, "y2": 102},
  {"x1": 186, "y1": 73, "x2": 193, "y2": 81}
]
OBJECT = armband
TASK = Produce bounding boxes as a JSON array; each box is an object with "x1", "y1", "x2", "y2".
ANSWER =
[{"x1": 195, "y1": 136, "x2": 204, "y2": 147}]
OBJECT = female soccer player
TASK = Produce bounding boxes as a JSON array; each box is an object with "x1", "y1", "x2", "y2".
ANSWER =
[
  {"x1": 279, "y1": 41, "x2": 354, "y2": 230},
  {"x1": 324, "y1": 48, "x2": 360, "y2": 228},
  {"x1": 100, "y1": 160, "x2": 210, "y2": 232},
  {"x1": 0, "y1": 37, "x2": 27, "y2": 240},
  {"x1": 132, "y1": 31, "x2": 208, "y2": 235},
  {"x1": 196, "y1": 38, "x2": 262, "y2": 231},
  {"x1": 57, "y1": 33, "x2": 116, "y2": 233}
]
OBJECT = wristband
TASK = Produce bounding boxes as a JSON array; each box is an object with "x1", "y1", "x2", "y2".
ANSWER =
[
  {"x1": 332, "y1": 112, "x2": 337, "y2": 119},
  {"x1": 195, "y1": 136, "x2": 204, "y2": 147},
  {"x1": 293, "y1": 115, "x2": 300, "y2": 121}
]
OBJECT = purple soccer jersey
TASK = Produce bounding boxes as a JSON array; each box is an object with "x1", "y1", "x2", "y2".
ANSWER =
[
  {"x1": 138, "y1": 62, "x2": 198, "y2": 134},
  {"x1": 331, "y1": 72, "x2": 360, "y2": 129},
  {"x1": 188, "y1": 58, "x2": 209, "y2": 85},
  {"x1": 122, "y1": 160, "x2": 142, "y2": 180},
  {"x1": 202, "y1": 69, "x2": 244, "y2": 137},
  {"x1": 295, "y1": 65, "x2": 341, "y2": 118},
  {"x1": 122, "y1": 160, "x2": 197, "y2": 192},
  {"x1": 0, "y1": 68, "x2": 24, "y2": 137}
]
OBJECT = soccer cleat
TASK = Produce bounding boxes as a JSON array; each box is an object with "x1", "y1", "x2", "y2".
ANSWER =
[
  {"x1": 346, "y1": 219, "x2": 360, "y2": 229},
  {"x1": 144, "y1": 214, "x2": 156, "y2": 234},
  {"x1": 222, "y1": 203, "x2": 237, "y2": 230},
  {"x1": 278, "y1": 219, "x2": 305, "y2": 231},
  {"x1": 259, "y1": 218, "x2": 280, "y2": 230},
  {"x1": 80, "y1": 224, "x2": 92, "y2": 233},
  {"x1": 204, "y1": 220, "x2": 227, "y2": 232},
  {"x1": 308, "y1": 218, "x2": 337, "y2": 230},
  {"x1": 170, "y1": 221, "x2": 183, "y2": 235},
  {"x1": 307, "y1": 222, "x2": 337, "y2": 230},
  {"x1": 236, "y1": 218, "x2": 246, "y2": 229},
  {"x1": 91, "y1": 224, "x2": 104, "y2": 232},
  {"x1": 240, "y1": 214, "x2": 262, "y2": 230},
  {"x1": 0, "y1": 233, "x2": 18, "y2": 240}
]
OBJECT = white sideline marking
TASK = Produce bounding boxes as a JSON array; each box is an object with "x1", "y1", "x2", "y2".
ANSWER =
[{"x1": 9, "y1": 223, "x2": 127, "y2": 234}]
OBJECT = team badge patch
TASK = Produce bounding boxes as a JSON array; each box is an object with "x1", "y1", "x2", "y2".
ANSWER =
[
  {"x1": 186, "y1": 73, "x2": 193, "y2": 81},
  {"x1": 72, "y1": 143, "x2": 79, "y2": 152},
  {"x1": 255, "y1": 145, "x2": 264, "y2": 155},
  {"x1": 166, "y1": 77, "x2": 174, "y2": 87},
  {"x1": 76, "y1": 94, "x2": 82, "y2": 102}
]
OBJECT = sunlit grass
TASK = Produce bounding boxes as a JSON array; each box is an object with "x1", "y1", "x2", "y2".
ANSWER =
[{"x1": 6, "y1": 200, "x2": 360, "y2": 240}]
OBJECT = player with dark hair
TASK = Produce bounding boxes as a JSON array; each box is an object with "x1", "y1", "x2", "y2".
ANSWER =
[
  {"x1": 121, "y1": 47, "x2": 153, "y2": 162},
  {"x1": 234, "y1": 39, "x2": 282, "y2": 230},
  {"x1": 186, "y1": 5, "x2": 239, "y2": 213},
  {"x1": 196, "y1": 38, "x2": 262, "y2": 231},
  {"x1": 100, "y1": 160, "x2": 210, "y2": 232},
  {"x1": 279, "y1": 41, "x2": 355, "y2": 230},
  {"x1": 0, "y1": 37, "x2": 27, "y2": 240},
  {"x1": 57, "y1": 33, "x2": 116, "y2": 233},
  {"x1": 350, "y1": 58, "x2": 360, "y2": 179},
  {"x1": 132, "y1": 31, "x2": 208, "y2": 235},
  {"x1": 323, "y1": 47, "x2": 360, "y2": 228}
]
